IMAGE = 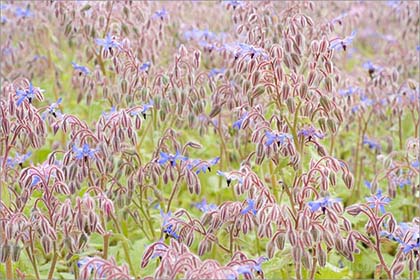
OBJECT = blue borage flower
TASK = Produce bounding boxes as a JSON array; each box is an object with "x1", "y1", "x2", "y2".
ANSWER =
[
  {"x1": 223, "y1": 0, "x2": 244, "y2": 9},
  {"x1": 412, "y1": 160, "x2": 419, "y2": 169},
  {"x1": 241, "y1": 199, "x2": 257, "y2": 215},
  {"x1": 265, "y1": 131, "x2": 293, "y2": 146},
  {"x1": 160, "y1": 210, "x2": 179, "y2": 239},
  {"x1": 139, "y1": 61, "x2": 151, "y2": 72},
  {"x1": 184, "y1": 29, "x2": 216, "y2": 41},
  {"x1": 42, "y1": 98, "x2": 62, "y2": 119},
  {"x1": 130, "y1": 100, "x2": 154, "y2": 119},
  {"x1": 16, "y1": 82, "x2": 37, "y2": 106},
  {"x1": 72, "y1": 62, "x2": 90, "y2": 75},
  {"x1": 298, "y1": 126, "x2": 324, "y2": 140},
  {"x1": 153, "y1": 8, "x2": 168, "y2": 20},
  {"x1": 232, "y1": 112, "x2": 248, "y2": 130},
  {"x1": 209, "y1": 68, "x2": 225, "y2": 78},
  {"x1": 95, "y1": 33, "x2": 120, "y2": 50},
  {"x1": 15, "y1": 7, "x2": 32, "y2": 18},
  {"x1": 158, "y1": 151, "x2": 187, "y2": 167},
  {"x1": 363, "y1": 61, "x2": 382, "y2": 74},
  {"x1": 217, "y1": 170, "x2": 243, "y2": 186},
  {"x1": 365, "y1": 189, "x2": 391, "y2": 214},
  {"x1": 308, "y1": 196, "x2": 341, "y2": 213},
  {"x1": 5, "y1": 151, "x2": 32, "y2": 168},
  {"x1": 102, "y1": 107, "x2": 117, "y2": 120},
  {"x1": 329, "y1": 31, "x2": 356, "y2": 51},
  {"x1": 72, "y1": 144, "x2": 97, "y2": 160},
  {"x1": 187, "y1": 157, "x2": 220, "y2": 174},
  {"x1": 193, "y1": 199, "x2": 218, "y2": 213},
  {"x1": 77, "y1": 257, "x2": 104, "y2": 275},
  {"x1": 163, "y1": 224, "x2": 179, "y2": 240},
  {"x1": 363, "y1": 136, "x2": 381, "y2": 152},
  {"x1": 338, "y1": 86, "x2": 359, "y2": 97}
]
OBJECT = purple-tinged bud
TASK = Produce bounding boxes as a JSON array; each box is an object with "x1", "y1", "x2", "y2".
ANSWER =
[
  {"x1": 276, "y1": 232, "x2": 286, "y2": 250},
  {"x1": 343, "y1": 217, "x2": 352, "y2": 232},
  {"x1": 291, "y1": 53, "x2": 301, "y2": 66},
  {"x1": 318, "y1": 117, "x2": 327, "y2": 132},
  {"x1": 343, "y1": 173, "x2": 354, "y2": 189},
  {"x1": 286, "y1": 97, "x2": 295, "y2": 114},
  {"x1": 346, "y1": 205, "x2": 362, "y2": 216},
  {"x1": 347, "y1": 234, "x2": 356, "y2": 252},
  {"x1": 317, "y1": 244, "x2": 326, "y2": 267},
  {"x1": 0, "y1": 244, "x2": 11, "y2": 263},
  {"x1": 291, "y1": 245, "x2": 302, "y2": 264},
  {"x1": 287, "y1": 229, "x2": 297, "y2": 246},
  {"x1": 324, "y1": 60, "x2": 333, "y2": 74},
  {"x1": 310, "y1": 227, "x2": 320, "y2": 243},
  {"x1": 11, "y1": 244, "x2": 22, "y2": 262},
  {"x1": 388, "y1": 216, "x2": 396, "y2": 233},
  {"x1": 302, "y1": 250, "x2": 312, "y2": 270},
  {"x1": 302, "y1": 231, "x2": 313, "y2": 247},
  {"x1": 392, "y1": 262, "x2": 405, "y2": 277},
  {"x1": 334, "y1": 234, "x2": 344, "y2": 252},
  {"x1": 416, "y1": 257, "x2": 420, "y2": 272},
  {"x1": 324, "y1": 76, "x2": 333, "y2": 92},
  {"x1": 408, "y1": 257, "x2": 414, "y2": 272},
  {"x1": 267, "y1": 239, "x2": 276, "y2": 258},
  {"x1": 311, "y1": 40, "x2": 319, "y2": 54},
  {"x1": 41, "y1": 235, "x2": 52, "y2": 255},
  {"x1": 323, "y1": 230, "x2": 334, "y2": 248},
  {"x1": 307, "y1": 70, "x2": 317, "y2": 86}
]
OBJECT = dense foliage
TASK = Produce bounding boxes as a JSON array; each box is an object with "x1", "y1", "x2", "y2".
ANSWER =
[{"x1": 0, "y1": 1, "x2": 419, "y2": 279}]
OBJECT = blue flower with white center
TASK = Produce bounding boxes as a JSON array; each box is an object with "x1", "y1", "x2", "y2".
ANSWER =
[
  {"x1": 31, "y1": 176, "x2": 41, "y2": 187},
  {"x1": 412, "y1": 160, "x2": 419, "y2": 169},
  {"x1": 265, "y1": 131, "x2": 293, "y2": 147},
  {"x1": 15, "y1": 7, "x2": 32, "y2": 18},
  {"x1": 193, "y1": 199, "x2": 218, "y2": 213},
  {"x1": 77, "y1": 257, "x2": 104, "y2": 275},
  {"x1": 330, "y1": 31, "x2": 356, "y2": 51},
  {"x1": 308, "y1": 196, "x2": 341, "y2": 213},
  {"x1": 131, "y1": 100, "x2": 154, "y2": 119},
  {"x1": 16, "y1": 83, "x2": 36, "y2": 106},
  {"x1": 158, "y1": 151, "x2": 187, "y2": 167},
  {"x1": 72, "y1": 62, "x2": 90, "y2": 75},
  {"x1": 139, "y1": 61, "x2": 151, "y2": 72},
  {"x1": 363, "y1": 136, "x2": 381, "y2": 152},
  {"x1": 241, "y1": 199, "x2": 257, "y2": 215},
  {"x1": 72, "y1": 144, "x2": 97, "y2": 160},
  {"x1": 365, "y1": 189, "x2": 391, "y2": 214},
  {"x1": 153, "y1": 8, "x2": 168, "y2": 20},
  {"x1": 217, "y1": 170, "x2": 243, "y2": 186},
  {"x1": 232, "y1": 112, "x2": 248, "y2": 130},
  {"x1": 160, "y1": 209, "x2": 172, "y2": 227},
  {"x1": 338, "y1": 86, "x2": 358, "y2": 97},
  {"x1": 95, "y1": 34, "x2": 120, "y2": 50},
  {"x1": 102, "y1": 107, "x2": 117, "y2": 120}
]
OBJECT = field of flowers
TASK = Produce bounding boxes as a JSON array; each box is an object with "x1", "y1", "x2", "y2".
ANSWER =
[{"x1": 0, "y1": 1, "x2": 419, "y2": 279}]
